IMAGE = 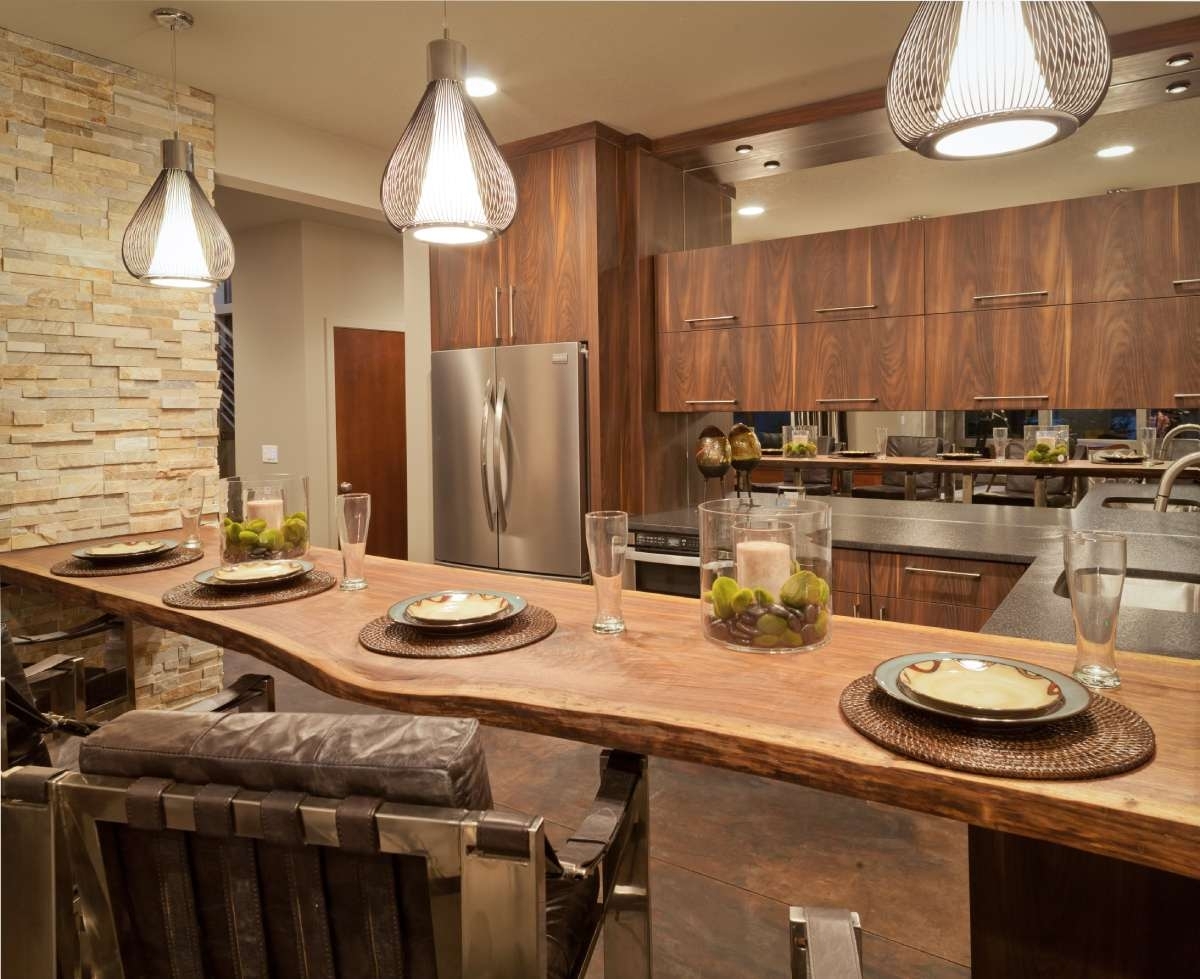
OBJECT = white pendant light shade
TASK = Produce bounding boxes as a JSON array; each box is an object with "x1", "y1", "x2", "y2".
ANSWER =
[
  {"x1": 887, "y1": 0, "x2": 1111, "y2": 159},
  {"x1": 122, "y1": 139, "x2": 235, "y2": 288},
  {"x1": 381, "y1": 38, "x2": 516, "y2": 244}
]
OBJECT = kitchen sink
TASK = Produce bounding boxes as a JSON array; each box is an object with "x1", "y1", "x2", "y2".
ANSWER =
[
  {"x1": 1054, "y1": 572, "x2": 1200, "y2": 614},
  {"x1": 1101, "y1": 496, "x2": 1200, "y2": 513}
]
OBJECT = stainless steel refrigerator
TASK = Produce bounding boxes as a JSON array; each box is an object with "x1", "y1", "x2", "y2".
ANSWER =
[{"x1": 432, "y1": 341, "x2": 588, "y2": 581}]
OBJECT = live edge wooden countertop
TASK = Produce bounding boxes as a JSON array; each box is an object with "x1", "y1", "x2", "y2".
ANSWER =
[{"x1": 3, "y1": 534, "x2": 1198, "y2": 879}]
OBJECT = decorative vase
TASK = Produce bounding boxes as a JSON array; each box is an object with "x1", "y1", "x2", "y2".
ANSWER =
[
  {"x1": 728, "y1": 423, "x2": 762, "y2": 500},
  {"x1": 218, "y1": 475, "x2": 310, "y2": 564},
  {"x1": 695, "y1": 425, "x2": 732, "y2": 501}
]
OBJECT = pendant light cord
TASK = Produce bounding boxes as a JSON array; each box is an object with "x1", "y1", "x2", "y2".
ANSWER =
[
  {"x1": 442, "y1": 0, "x2": 449, "y2": 39},
  {"x1": 170, "y1": 22, "x2": 179, "y2": 137}
]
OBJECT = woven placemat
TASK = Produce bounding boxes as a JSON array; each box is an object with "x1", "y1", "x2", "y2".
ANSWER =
[
  {"x1": 359, "y1": 605, "x2": 557, "y2": 659},
  {"x1": 51, "y1": 548, "x2": 204, "y2": 577},
  {"x1": 162, "y1": 570, "x2": 337, "y2": 609},
  {"x1": 839, "y1": 675, "x2": 1155, "y2": 780}
]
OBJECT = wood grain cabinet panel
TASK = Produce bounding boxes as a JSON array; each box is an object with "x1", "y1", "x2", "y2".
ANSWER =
[
  {"x1": 925, "y1": 306, "x2": 1066, "y2": 410},
  {"x1": 869, "y1": 551, "x2": 1025, "y2": 610},
  {"x1": 1065, "y1": 297, "x2": 1200, "y2": 409},
  {"x1": 794, "y1": 317, "x2": 926, "y2": 410},
  {"x1": 1170, "y1": 182, "x2": 1200, "y2": 295},
  {"x1": 924, "y1": 201, "x2": 1068, "y2": 313},
  {"x1": 872, "y1": 597, "x2": 992, "y2": 632},
  {"x1": 656, "y1": 325, "x2": 793, "y2": 411},
  {"x1": 430, "y1": 240, "x2": 502, "y2": 350},
  {"x1": 833, "y1": 590, "x2": 869, "y2": 619},
  {"x1": 1065, "y1": 187, "x2": 1176, "y2": 304},
  {"x1": 833, "y1": 547, "x2": 872, "y2": 596},
  {"x1": 655, "y1": 245, "x2": 753, "y2": 332}
]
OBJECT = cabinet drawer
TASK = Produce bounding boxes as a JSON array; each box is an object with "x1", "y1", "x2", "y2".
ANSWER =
[
  {"x1": 872, "y1": 597, "x2": 992, "y2": 632},
  {"x1": 833, "y1": 590, "x2": 869, "y2": 619},
  {"x1": 656, "y1": 325, "x2": 794, "y2": 411},
  {"x1": 869, "y1": 551, "x2": 1025, "y2": 610},
  {"x1": 833, "y1": 547, "x2": 871, "y2": 595}
]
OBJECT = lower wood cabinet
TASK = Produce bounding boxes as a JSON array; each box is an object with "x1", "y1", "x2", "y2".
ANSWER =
[
  {"x1": 869, "y1": 551, "x2": 1026, "y2": 610},
  {"x1": 833, "y1": 590, "x2": 869, "y2": 619},
  {"x1": 872, "y1": 597, "x2": 992, "y2": 631},
  {"x1": 833, "y1": 547, "x2": 871, "y2": 596}
]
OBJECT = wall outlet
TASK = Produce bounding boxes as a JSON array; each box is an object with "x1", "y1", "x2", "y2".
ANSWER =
[{"x1": 261, "y1": 444, "x2": 279, "y2": 464}]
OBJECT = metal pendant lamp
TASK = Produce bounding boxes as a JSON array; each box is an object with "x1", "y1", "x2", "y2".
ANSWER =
[
  {"x1": 381, "y1": 17, "x2": 516, "y2": 244},
  {"x1": 886, "y1": 0, "x2": 1111, "y2": 160},
  {"x1": 122, "y1": 8, "x2": 234, "y2": 288}
]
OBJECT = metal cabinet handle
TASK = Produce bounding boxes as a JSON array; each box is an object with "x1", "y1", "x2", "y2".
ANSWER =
[
  {"x1": 877, "y1": 606, "x2": 886, "y2": 621},
  {"x1": 972, "y1": 290, "x2": 1049, "y2": 301},
  {"x1": 338, "y1": 481, "x2": 353, "y2": 493},
  {"x1": 494, "y1": 378, "x2": 509, "y2": 529},
  {"x1": 852, "y1": 602, "x2": 861, "y2": 618},
  {"x1": 904, "y1": 566, "x2": 982, "y2": 580},
  {"x1": 509, "y1": 284, "x2": 515, "y2": 341},
  {"x1": 1175, "y1": 392, "x2": 1200, "y2": 399},
  {"x1": 683, "y1": 314, "x2": 738, "y2": 324},
  {"x1": 815, "y1": 397, "x2": 879, "y2": 404},
  {"x1": 480, "y1": 379, "x2": 495, "y2": 531},
  {"x1": 973, "y1": 394, "x2": 1049, "y2": 401},
  {"x1": 814, "y1": 304, "x2": 877, "y2": 313},
  {"x1": 684, "y1": 399, "x2": 738, "y2": 405},
  {"x1": 493, "y1": 286, "x2": 501, "y2": 342},
  {"x1": 1171, "y1": 278, "x2": 1200, "y2": 286}
]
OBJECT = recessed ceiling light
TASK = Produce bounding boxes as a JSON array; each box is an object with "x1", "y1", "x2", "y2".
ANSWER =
[
  {"x1": 735, "y1": 144, "x2": 753, "y2": 155},
  {"x1": 1096, "y1": 144, "x2": 1134, "y2": 158},
  {"x1": 1166, "y1": 52, "x2": 1194, "y2": 68},
  {"x1": 1166, "y1": 80, "x2": 1191, "y2": 95},
  {"x1": 737, "y1": 205, "x2": 765, "y2": 217},
  {"x1": 464, "y1": 76, "x2": 498, "y2": 97},
  {"x1": 763, "y1": 160, "x2": 781, "y2": 170}
]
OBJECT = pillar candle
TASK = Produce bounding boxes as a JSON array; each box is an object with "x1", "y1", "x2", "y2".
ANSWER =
[
  {"x1": 244, "y1": 497, "x2": 284, "y2": 529},
  {"x1": 736, "y1": 540, "x2": 793, "y2": 592}
]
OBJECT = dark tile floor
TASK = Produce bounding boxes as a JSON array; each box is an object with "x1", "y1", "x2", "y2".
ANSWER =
[{"x1": 224, "y1": 651, "x2": 970, "y2": 978}]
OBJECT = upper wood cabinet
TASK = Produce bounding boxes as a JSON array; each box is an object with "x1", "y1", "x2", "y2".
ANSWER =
[
  {"x1": 925, "y1": 306, "x2": 1067, "y2": 410},
  {"x1": 656, "y1": 325, "x2": 794, "y2": 412},
  {"x1": 924, "y1": 201, "x2": 1068, "y2": 314},
  {"x1": 794, "y1": 318, "x2": 926, "y2": 410},
  {"x1": 1064, "y1": 297, "x2": 1200, "y2": 409},
  {"x1": 1064, "y1": 187, "x2": 1176, "y2": 304},
  {"x1": 430, "y1": 240, "x2": 502, "y2": 350},
  {"x1": 1170, "y1": 182, "x2": 1200, "y2": 295}
]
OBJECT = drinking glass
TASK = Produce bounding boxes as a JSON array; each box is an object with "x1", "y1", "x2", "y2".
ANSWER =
[
  {"x1": 177, "y1": 471, "x2": 206, "y2": 550},
  {"x1": 1063, "y1": 531, "x2": 1126, "y2": 689},
  {"x1": 875, "y1": 426, "x2": 889, "y2": 459},
  {"x1": 992, "y1": 426, "x2": 1008, "y2": 461},
  {"x1": 336, "y1": 493, "x2": 371, "y2": 591},
  {"x1": 1139, "y1": 426, "x2": 1157, "y2": 463},
  {"x1": 585, "y1": 511, "x2": 628, "y2": 634}
]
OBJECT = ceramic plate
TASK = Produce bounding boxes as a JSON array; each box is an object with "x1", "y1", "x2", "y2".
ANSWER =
[
  {"x1": 938, "y1": 452, "x2": 981, "y2": 460},
  {"x1": 873, "y1": 652, "x2": 1091, "y2": 727},
  {"x1": 194, "y1": 559, "x2": 312, "y2": 589},
  {"x1": 1093, "y1": 451, "x2": 1147, "y2": 465},
  {"x1": 389, "y1": 589, "x2": 526, "y2": 634},
  {"x1": 73, "y1": 539, "x2": 177, "y2": 563},
  {"x1": 837, "y1": 450, "x2": 877, "y2": 458}
]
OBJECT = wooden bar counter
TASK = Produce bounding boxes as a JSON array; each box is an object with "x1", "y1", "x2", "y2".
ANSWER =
[{"x1": 3, "y1": 532, "x2": 1198, "y2": 976}]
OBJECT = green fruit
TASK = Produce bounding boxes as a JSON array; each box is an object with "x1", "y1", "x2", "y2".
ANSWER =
[
  {"x1": 757, "y1": 613, "x2": 788, "y2": 636},
  {"x1": 287, "y1": 511, "x2": 307, "y2": 522},
  {"x1": 780, "y1": 570, "x2": 815, "y2": 609},
  {"x1": 751, "y1": 634, "x2": 780, "y2": 649},
  {"x1": 710, "y1": 576, "x2": 739, "y2": 620},
  {"x1": 260, "y1": 528, "x2": 283, "y2": 550},
  {"x1": 753, "y1": 587, "x2": 776, "y2": 607},
  {"x1": 237, "y1": 530, "x2": 259, "y2": 545},
  {"x1": 221, "y1": 516, "x2": 232, "y2": 526},
  {"x1": 245, "y1": 518, "x2": 268, "y2": 534},
  {"x1": 226, "y1": 521, "x2": 242, "y2": 542},
  {"x1": 781, "y1": 629, "x2": 805, "y2": 646},
  {"x1": 812, "y1": 609, "x2": 830, "y2": 640},
  {"x1": 731, "y1": 587, "x2": 756, "y2": 615}
]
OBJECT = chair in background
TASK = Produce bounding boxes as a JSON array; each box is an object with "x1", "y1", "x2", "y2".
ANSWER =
[
  {"x1": 852, "y1": 435, "x2": 943, "y2": 501},
  {"x1": 789, "y1": 907, "x2": 863, "y2": 978},
  {"x1": 974, "y1": 441, "x2": 1077, "y2": 506},
  {"x1": 3, "y1": 708, "x2": 652, "y2": 979}
]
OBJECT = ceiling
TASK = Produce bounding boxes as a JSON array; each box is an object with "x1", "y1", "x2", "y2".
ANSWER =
[
  {"x1": 214, "y1": 185, "x2": 391, "y2": 235},
  {"x1": 3, "y1": 1, "x2": 1199, "y2": 152}
]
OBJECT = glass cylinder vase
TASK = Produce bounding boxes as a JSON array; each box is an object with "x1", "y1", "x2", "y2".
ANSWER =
[
  {"x1": 218, "y1": 475, "x2": 310, "y2": 564},
  {"x1": 699, "y1": 498, "x2": 833, "y2": 654}
]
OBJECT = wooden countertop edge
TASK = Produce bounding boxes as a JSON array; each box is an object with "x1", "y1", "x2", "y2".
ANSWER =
[{"x1": 3, "y1": 556, "x2": 1197, "y2": 879}]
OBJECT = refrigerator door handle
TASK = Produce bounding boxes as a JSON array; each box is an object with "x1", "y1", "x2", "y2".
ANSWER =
[
  {"x1": 494, "y1": 377, "x2": 510, "y2": 529},
  {"x1": 479, "y1": 379, "x2": 496, "y2": 531}
]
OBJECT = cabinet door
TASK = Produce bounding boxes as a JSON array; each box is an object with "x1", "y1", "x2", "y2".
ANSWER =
[
  {"x1": 655, "y1": 244, "x2": 755, "y2": 333},
  {"x1": 794, "y1": 318, "x2": 926, "y2": 410},
  {"x1": 833, "y1": 590, "x2": 869, "y2": 619},
  {"x1": 1064, "y1": 297, "x2": 1200, "y2": 409},
  {"x1": 925, "y1": 307, "x2": 1066, "y2": 410},
  {"x1": 429, "y1": 240, "x2": 502, "y2": 350},
  {"x1": 1065, "y1": 187, "x2": 1176, "y2": 304},
  {"x1": 833, "y1": 547, "x2": 871, "y2": 596},
  {"x1": 872, "y1": 597, "x2": 991, "y2": 632},
  {"x1": 1172, "y1": 182, "x2": 1200, "y2": 295},
  {"x1": 656, "y1": 325, "x2": 793, "y2": 412},
  {"x1": 869, "y1": 551, "x2": 1025, "y2": 610},
  {"x1": 503, "y1": 143, "x2": 595, "y2": 345},
  {"x1": 924, "y1": 201, "x2": 1067, "y2": 313}
]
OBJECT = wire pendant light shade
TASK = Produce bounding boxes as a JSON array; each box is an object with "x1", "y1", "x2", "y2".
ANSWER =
[
  {"x1": 887, "y1": 0, "x2": 1111, "y2": 159},
  {"x1": 381, "y1": 37, "x2": 516, "y2": 244}
]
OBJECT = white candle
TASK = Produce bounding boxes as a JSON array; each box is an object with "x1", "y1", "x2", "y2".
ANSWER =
[
  {"x1": 736, "y1": 540, "x2": 793, "y2": 593},
  {"x1": 244, "y1": 497, "x2": 284, "y2": 529}
]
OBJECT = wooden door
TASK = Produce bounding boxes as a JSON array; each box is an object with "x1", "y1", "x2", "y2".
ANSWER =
[
  {"x1": 794, "y1": 318, "x2": 926, "y2": 410},
  {"x1": 1171, "y1": 182, "x2": 1200, "y2": 295},
  {"x1": 924, "y1": 201, "x2": 1068, "y2": 313},
  {"x1": 1065, "y1": 187, "x2": 1176, "y2": 304},
  {"x1": 503, "y1": 142, "x2": 595, "y2": 345},
  {"x1": 332, "y1": 327, "x2": 407, "y2": 559},
  {"x1": 656, "y1": 325, "x2": 793, "y2": 411},
  {"x1": 1065, "y1": 297, "x2": 1200, "y2": 408},
  {"x1": 429, "y1": 240, "x2": 501, "y2": 350},
  {"x1": 925, "y1": 307, "x2": 1066, "y2": 410}
]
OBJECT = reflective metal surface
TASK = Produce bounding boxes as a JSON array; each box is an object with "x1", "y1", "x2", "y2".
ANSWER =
[
  {"x1": 1102, "y1": 497, "x2": 1200, "y2": 513},
  {"x1": 1153, "y1": 451, "x2": 1200, "y2": 512},
  {"x1": 1054, "y1": 572, "x2": 1200, "y2": 614}
]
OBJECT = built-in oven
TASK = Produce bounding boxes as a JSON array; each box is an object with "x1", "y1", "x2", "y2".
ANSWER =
[{"x1": 625, "y1": 530, "x2": 700, "y2": 598}]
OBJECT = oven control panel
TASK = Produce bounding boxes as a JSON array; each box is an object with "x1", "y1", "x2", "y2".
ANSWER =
[{"x1": 633, "y1": 531, "x2": 699, "y2": 555}]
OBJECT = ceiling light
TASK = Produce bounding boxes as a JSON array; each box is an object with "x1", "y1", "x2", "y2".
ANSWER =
[
  {"x1": 381, "y1": 29, "x2": 516, "y2": 244},
  {"x1": 1096, "y1": 144, "x2": 1133, "y2": 158},
  {"x1": 737, "y1": 205, "x2": 765, "y2": 217},
  {"x1": 763, "y1": 160, "x2": 781, "y2": 170},
  {"x1": 886, "y1": 0, "x2": 1110, "y2": 160},
  {"x1": 1166, "y1": 80, "x2": 1191, "y2": 95},
  {"x1": 122, "y1": 8, "x2": 234, "y2": 288},
  {"x1": 464, "y1": 76, "x2": 497, "y2": 97},
  {"x1": 735, "y1": 144, "x2": 753, "y2": 154},
  {"x1": 1166, "y1": 52, "x2": 1193, "y2": 68}
]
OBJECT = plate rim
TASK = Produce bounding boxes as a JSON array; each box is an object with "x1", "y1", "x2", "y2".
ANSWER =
[
  {"x1": 194, "y1": 559, "x2": 314, "y2": 589},
  {"x1": 73, "y1": 538, "x2": 178, "y2": 562},
  {"x1": 388, "y1": 589, "x2": 527, "y2": 632},
  {"x1": 897, "y1": 658, "x2": 1063, "y2": 717},
  {"x1": 872, "y1": 651, "x2": 1091, "y2": 727},
  {"x1": 836, "y1": 449, "x2": 877, "y2": 458}
]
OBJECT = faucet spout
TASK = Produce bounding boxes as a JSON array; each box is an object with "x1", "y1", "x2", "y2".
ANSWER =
[
  {"x1": 1154, "y1": 451, "x2": 1200, "y2": 512},
  {"x1": 1156, "y1": 423, "x2": 1200, "y2": 461}
]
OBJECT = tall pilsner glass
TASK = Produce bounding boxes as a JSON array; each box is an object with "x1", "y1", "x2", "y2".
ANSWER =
[
  {"x1": 586, "y1": 511, "x2": 628, "y2": 634},
  {"x1": 336, "y1": 493, "x2": 371, "y2": 591},
  {"x1": 1064, "y1": 531, "x2": 1126, "y2": 689}
]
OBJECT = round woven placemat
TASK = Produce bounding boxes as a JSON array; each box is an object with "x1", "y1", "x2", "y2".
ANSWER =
[
  {"x1": 162, "y1": 570, "x2": 337, "y2": 609},
  {"x1": 839, "y1": 675, "x2": 1155, "y2": 780},
  {"x1": 51, "y1": 548, "x2": 204, "y2": 577},
  {"x1": 359, "y1": 605, "x2": 557, "y2": 659}
]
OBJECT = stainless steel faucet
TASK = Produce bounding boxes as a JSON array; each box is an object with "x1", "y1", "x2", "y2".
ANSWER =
[
  {"x1": 1156, "y1": 423, "x2": 1200, "y2": 461},
  {"x1": 1154, "y1": 451, "x2": 1200, "y2": 512}
]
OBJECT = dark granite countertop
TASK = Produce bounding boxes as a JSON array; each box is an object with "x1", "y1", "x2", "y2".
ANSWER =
[{"x1": 631, "y1": 484, "x2": 1200, "y2": 659}]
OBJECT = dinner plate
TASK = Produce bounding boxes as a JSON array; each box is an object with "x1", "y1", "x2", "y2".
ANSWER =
[
  {"x1": 73, "y1": 539, "x2": 178, "y2": 563},
  {"x1": 388, "y1": 589, "x2": 527, "y2": 634},
  {"x1": 873, "y1": 652, "x2": 1091, "y2": 727},
  {"x1": 194, "y1": 559, "x2": 313, "y2": 589},
  {"x1": 938, "y1": 452, "x2": 981, "y2": 460},
  {"x1": 1093, "y1": 451, "x2": 1147, "y2": 465},
  {"x1": 836, "y1": 450, "x2": 877, "y2": 458}
]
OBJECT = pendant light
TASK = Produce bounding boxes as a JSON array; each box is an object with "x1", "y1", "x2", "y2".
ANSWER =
[
  {"x1": 121, "y1": 8, "x2": 234, "y2": 288},
  {"x1": 886, "y1": 0, "x2": 1111, "y2": 160},
  {"x1": 380, "y1": 4, "x2": 516, "y2": 244}
]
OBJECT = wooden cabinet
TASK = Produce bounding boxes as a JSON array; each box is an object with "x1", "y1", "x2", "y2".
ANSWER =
[
  {"x1": 1170, "y1": 182, "x2": 1200, "y2": 295},
  {"x1": 833, "y1": 590, "x2": 869, "y2": 619},
  {"x1": 925, "y1": 306, "x2": 1066, "y2": 410},
  {"x1": 833, "y1": 547, "x2": 871, "y2": 596},
  {"x1": 795, "y1": 317, "x2": 926, "y2": 410},
  {"x1": 429, "y1": 240, "x2": 502, "y2": 351},
  {"x1": 1065, "y1": 187, "x2": 1176, "y2": 304},
  {"x1": 872, "y1": 597, "x2": 992, "y2": 632},
  {"x1": 924, "y1": 201, "x2": 1068, "y2": 314},
  {"x1": 655, "y1": 244, "x2": 754, "y2": 332},
  {"x1": 1064, "y1": 297, "x2": 1200, "y2": 409},
  {"x1": 656, "y1": 325, "x2": 793, "y2": 411},
  {"x1": 868, "y1": 551, "x2": 1025, "y2": 610}
]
